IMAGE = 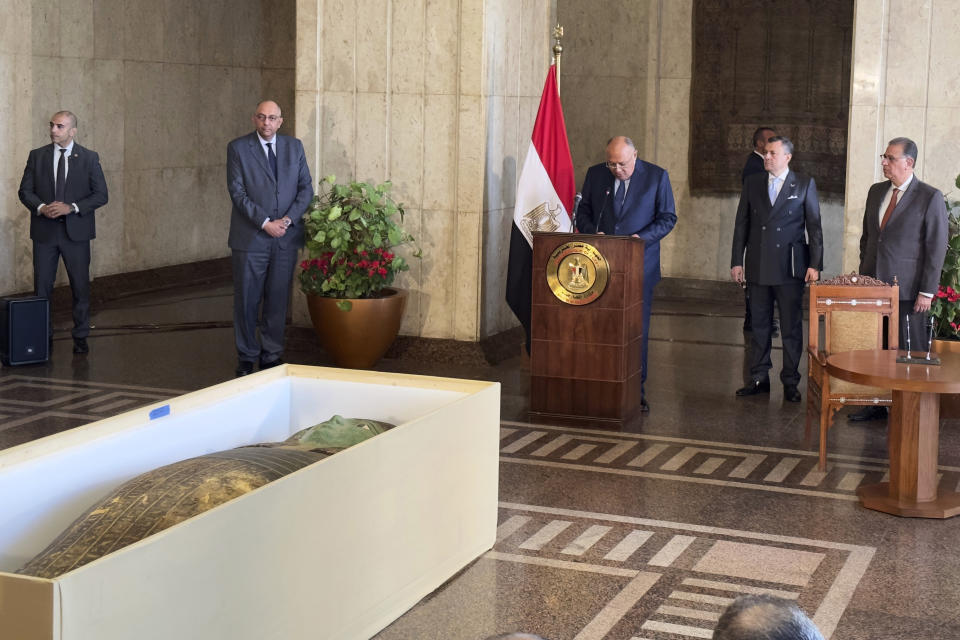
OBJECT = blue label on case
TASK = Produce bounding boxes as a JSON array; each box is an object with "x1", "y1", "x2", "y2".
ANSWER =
[{"x1": 149, "y1": 404, "x2": 171, "y2": 420}]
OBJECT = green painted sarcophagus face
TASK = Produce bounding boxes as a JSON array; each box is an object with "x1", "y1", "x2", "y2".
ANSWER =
[{"x1": 19, "y1": 416, "x2": 394, "y2": 578}]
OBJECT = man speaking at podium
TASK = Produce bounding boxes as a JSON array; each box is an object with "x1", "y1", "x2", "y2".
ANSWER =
[{"x1": 576, "y1": 136, "x2": 678, "y2": 411}]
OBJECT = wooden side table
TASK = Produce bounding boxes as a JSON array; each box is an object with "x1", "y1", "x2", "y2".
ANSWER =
[{"x1": 826, "y1": 349, "x2": 960, "y2": 518}]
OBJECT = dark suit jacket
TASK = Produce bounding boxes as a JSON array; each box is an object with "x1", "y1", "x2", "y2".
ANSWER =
[
  {"x1": 18, "y1": 143, "x2": 108, "y2": 243},
  {"x1": 731, "y1": 169, "x2": 823, "y2": 286},
  {"x1": 741, "y1": 151, "x2": 765, "y2": 184},
  {"x1": 859, "y1": 177, "x2": 948, "y2": 300},
  {"x1": 226, "y1": 132, "x2": 313, "y2": 252},
  {"x1": 577, "y1": 160, "x2": 677, "y2": 285}
]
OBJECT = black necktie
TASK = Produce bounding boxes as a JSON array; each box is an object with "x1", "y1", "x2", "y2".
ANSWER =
[
  {"x1": 613, "y1": 180, "x2": 626, "y2": 217},
  {"x1": 267, "y1": 142, "x2": 278, "y2": 181},
  {"x1": 56, "y1": 148, "x2": 67, "y2": 202}
]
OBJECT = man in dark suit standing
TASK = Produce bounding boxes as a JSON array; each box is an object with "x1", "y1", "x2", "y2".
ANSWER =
[
  {"x1": 18, "y1": 111, "x2": 108, "y2": 355},
  {"x1": 731, "y1": 136, "x2": 823, "y2": 402},
  {"x1": 577, "y1": 136, "x2": 678, "y2": 411},
  {"x1": 742, "y1": 127, "x2": 775, "y2": 184},
  {"x1": 850, "y1": 137, "x2": 948, "y2": 422},
  {"x1": 227, "y1": 100, "x2": 313, "y2": 377},
  {"x1": 741, "y1": 127, "x2": 778, "y2": 336}
]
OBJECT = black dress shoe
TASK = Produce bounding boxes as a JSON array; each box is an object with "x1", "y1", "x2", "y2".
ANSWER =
[
  {"x1": 73, "y1": 338, "x2": 89, "y2": 354},
  {"x1": 784, "y1": 385, "x2": 801, "y2": 403},
  {"x1": 235, "y1": 360, "x2": 255, "y2": 377},
  {"x1": 736, "y1": 379, "x2": 770, "y2": 396},
  {"x1": 640, "y1": 397, "x2": 650, "y2": 413},
  {"x1": 259, "y1": 357, "x2": 283, "y2": 370},
  {"x1": 849, "y1": 405, "x2": 888, "y2": 422}
]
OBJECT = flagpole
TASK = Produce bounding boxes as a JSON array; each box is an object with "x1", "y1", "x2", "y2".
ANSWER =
[{"x1": 552, "y1": 24, "x2": 564, "y2": 95}]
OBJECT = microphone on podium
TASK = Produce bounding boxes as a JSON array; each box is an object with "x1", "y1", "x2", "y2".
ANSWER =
[
  {"x1": 572, "y1": 193, "x2": 582, "y2": 232},
  {"x1": 595, "y1": 188, "x2": 611, "y2": 234}
]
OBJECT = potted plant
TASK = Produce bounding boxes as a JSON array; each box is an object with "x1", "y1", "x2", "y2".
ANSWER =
[
  {"x1": 930, "y1": 173, "x2": 960, "y2": 343},
  {"x1": 299, "y1": 175, "x2": 420, "y2": 368},
  {"x1": 930, "y1": 173, "x2": 960, "y2": 416}
]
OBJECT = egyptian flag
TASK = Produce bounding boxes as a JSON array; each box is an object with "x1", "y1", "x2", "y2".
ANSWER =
[{"x1": 505, "y1": 65, "x2": 576, "y2": 352}]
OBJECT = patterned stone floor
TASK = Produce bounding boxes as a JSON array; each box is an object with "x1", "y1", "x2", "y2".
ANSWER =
[{"x1": 2, "y1": 283, "x2": 960, "y2": 639}]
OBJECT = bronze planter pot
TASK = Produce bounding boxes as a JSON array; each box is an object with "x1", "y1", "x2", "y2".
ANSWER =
[{"x1": 306, "y1": 288, "x2": 407, "y2": 369}]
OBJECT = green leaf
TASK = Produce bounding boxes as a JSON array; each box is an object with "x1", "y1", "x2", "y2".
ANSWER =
[
  {"x1": 327, "y1": 205, "x2": 342, "y2": 221},
  {"x1": 337, "y1": 299, "x2": 353, "y2": 311}
]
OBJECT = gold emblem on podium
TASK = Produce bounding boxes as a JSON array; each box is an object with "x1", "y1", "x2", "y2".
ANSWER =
[{"x1": 546, "y1": 241, "x2": 609, "y2": 305}]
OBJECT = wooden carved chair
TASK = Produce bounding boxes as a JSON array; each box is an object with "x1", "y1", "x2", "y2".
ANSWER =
[{"x1": 806, "y1": 275, "x2": 899, "y2": 470}]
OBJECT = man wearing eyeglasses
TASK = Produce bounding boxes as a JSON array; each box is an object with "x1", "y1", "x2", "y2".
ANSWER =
[
  {"x1": 850, "y1": 137, "x2": 948, "y2": 422},
  {"x1": 227, "y1": 100, "x2": 313, "y2": 377},
  {"x1": 731, "y1": 136, "x2": 823, "y2": 403},
  {"x1": 577, "y1": 136, "x2": 678, "y2": 412}
]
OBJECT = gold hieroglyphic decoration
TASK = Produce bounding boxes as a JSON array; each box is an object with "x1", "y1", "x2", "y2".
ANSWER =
[
  {"x1": 523, "y1": 201, "x2": 564, "y2": 235},
  {"x1": 546, "y1": 241, "x2": 609, "y2": 305}
]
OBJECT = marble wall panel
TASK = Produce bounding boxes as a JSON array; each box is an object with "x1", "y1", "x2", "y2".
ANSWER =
[
  {"x1": 654, "y1": 78, "x2": 690, "y2": 184},
  {"x1": 418, "y1": 208, "x2": 455, "y2": 337},
  {"x1": 850, "y1": 0, "x2": 884, "y2": 106},
  {"x1": 356, "y1": 0, "x2": 388, "y2": 93},
  {"x1": 197, "y1": 66, "x2": 235, "y2": 168},
  {"x1": 321, "y1": 91, "x2": 356, "y2": 179},
  {"x1": 232, "y1": 1, "x2": 264, "y2": 69},
  {"x1": 93, "y1": 0, "x2": 125, "y2": 60},
  {"x1": 30, "y1": 56, "x2": 61, "y2": 139},
  {"x1": 881, "y1": 106, "x2": 927, "y2": 170},
  {"x1": 454, "y1": 210, "x2": 481, "y2": 339},
  {"x1": 122, "y1": 60, "x2": 168, "y2": 171},
  {"x1": 159, "y1": 63, "x2": 201, "y2": 169},
  {"x1": 91, "y1": 169, "x2": 123, "y2": 276},
  {"x1": 819, "y1": 198, "x2": 845, "y2": 280},
  {"x1": 389, "y1": 92, "x2": 424, "y2": 208},
  {"x1": 660, "y1": 0, "x2": 691, "y2": 80},
  {"x1": 421, "y1": 93, "x2": 457, "y2": 210},
  {"x1": 884, "y1": 0, "x2": 931, "y2": 108},
  {"x1": 32, "y1": 0, "x2": 59, "y2": 57},
  {"x1": 424, "y1": 0, "x2": 459, "y2": 95},
  {"x1": 163, "y1": 0, "x2": 201, "y2": 65},
  {"x1": 60, "y1": 0, "x2": 95, "y2": 59},
  {"x1": 322, "y1": 0, "x2": 357, "y2": 92},
  {"x1": 294, "y1": 0, "x2": 319, "y2": 92},
  {"x1": 458, "y1": 0, "x2": 484, "y2": 97},
  {"x1": 123, "y1": 0, "x2": 164, "y2": 63},
  {"x1": 480, "y1": 207, "x2": 512, "y2": 333},
  {"x1": 518, "y1": 0, "x2": 550, "y2": 96},
  {"x1": 355, "y1": 92, "x2": 388, "y2": 183},
  {"x1": 456, "y1": 95, "x2": 485, "y2": 212},
  {"x1": 262, "y1": 67, "x2": 297, "y2": 134},
  {"x1": 59, "y1": 57, "x2": 97, "y2": 144},
  {"x1": 294, "y1": 88, "x2": 320, "y2": 171},
  {"x1": 663, "y1": 183, "x2": 715, "y2": 279},
  {"x1": 92, "y1": 60, "x2": 124, "y2": 173},
  {"x1": 198, "y1": 0, "x2": 234, "y2": 67},
  {"x1": 922, "y1": 107, "x2": 960, "y2": 197},
  {"x1": 928, "y1": 1, "x2": 960, "y2": 109},
  {"x1": 0, "y1": 0, "x2": 30, "y2": 55},
  {"x1": 500, "y1": 94, "x2": 520, "y2": 211},
  {"x1": 484, "y1": 95, "x2": 505, "y2": 211},
  {"x1": 263, "y1": 0, "x2": 297, "y2": 70},
  {"x1": 391, "y1": 0, "x2": 426, "y2": 95}
]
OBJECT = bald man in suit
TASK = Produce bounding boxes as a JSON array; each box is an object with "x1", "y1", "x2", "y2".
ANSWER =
[
  {"x1": 227, "y1": 100, "x2": 313, "y2": 377},
  {"x1": 18, "y1": 110, "x2": 108, "y2": 355}
]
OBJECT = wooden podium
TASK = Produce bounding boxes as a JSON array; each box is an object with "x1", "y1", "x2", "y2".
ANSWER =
[{"x1": 530, "y1": 232, "x2": 644, "y2": 426}]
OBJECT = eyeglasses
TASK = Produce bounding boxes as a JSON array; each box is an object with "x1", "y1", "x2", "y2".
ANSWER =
[
  {"x1": 605, "y1": 160, "x2": 634, "y2": 170},
  {"x1": 255, "y1": 114, "x2": 281, "y2": 123},
  {"x1": 880, "y1": 154, "x2": 904, "y2": 162}
]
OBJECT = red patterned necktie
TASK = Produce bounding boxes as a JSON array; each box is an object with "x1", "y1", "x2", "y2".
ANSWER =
[{"x1": 880, "y1": 188, "x2": 899, "y2": 230}]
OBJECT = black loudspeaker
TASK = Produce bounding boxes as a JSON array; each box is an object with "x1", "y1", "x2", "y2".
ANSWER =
[{"x1": 0, "y1": 297, "x2": 50, "y2": 366}]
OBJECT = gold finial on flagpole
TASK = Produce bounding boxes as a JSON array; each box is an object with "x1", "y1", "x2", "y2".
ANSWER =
[{"x1": 552, "y1": 24, "x2": 564, "y2": 94}]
